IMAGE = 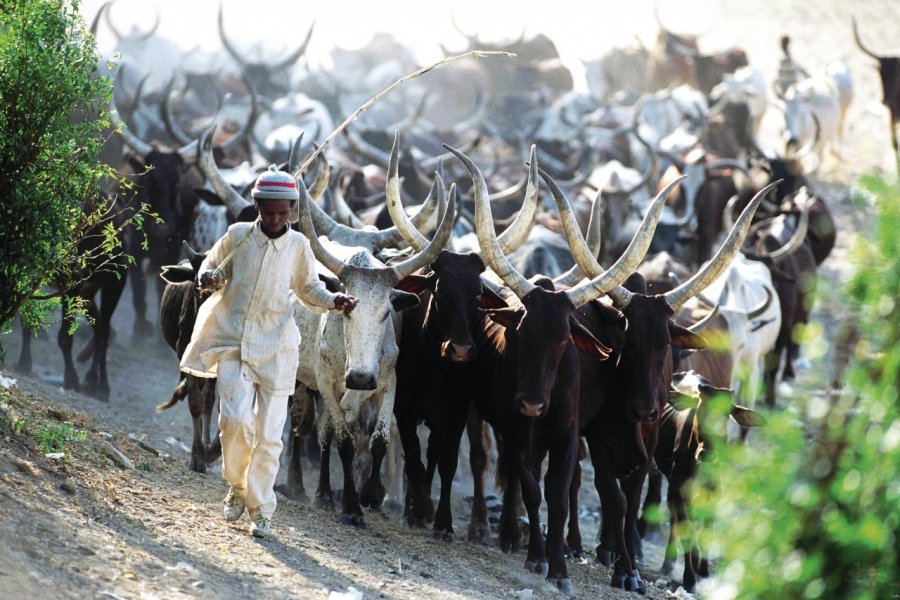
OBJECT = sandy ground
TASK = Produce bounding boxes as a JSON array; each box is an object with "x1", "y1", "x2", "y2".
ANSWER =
[{"x1": 1, "y1": 2, "x2": 897, "y2": 599}]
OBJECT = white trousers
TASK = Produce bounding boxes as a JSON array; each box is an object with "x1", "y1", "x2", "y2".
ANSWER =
[{"x1": 217, "y1": 354, "x2": 288, "y2": 520}]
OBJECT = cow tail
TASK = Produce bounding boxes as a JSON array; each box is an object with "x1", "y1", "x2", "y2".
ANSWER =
[{"x1": 156, "y1": 377, "x2": 188, "y2": 412}]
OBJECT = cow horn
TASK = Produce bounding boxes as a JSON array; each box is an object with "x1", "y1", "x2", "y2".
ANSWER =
[
  {"x1": 553, "y1": 185, "x2": 606, "y2": 287},
  {"x1": 746, "y1": 187, "x2": 812, "y2": 263},
  {"x1": 390, "y1": 187, "x2": 457, "y2": 281},
  {"x1": 688, "y1": 304, "x2": 720, "y2": 333},
  {"x1": 784, "y1": 110, "x2": 820, "y2": 161},
  {"x1": 271, "y1": 20, "x2": 315, "y2": 71},
  {"x1": 89, "y1": 1, "x2": 111, "y2": 38},
  {"x1": 561, "y1": 175, "x2": 686, "y2": 309},
  {"x1": 446, "y1": 144, "x2": 536, "y2": 299},
  {"x1": 287, "y1": 134, "x2": 306, "y2": 174},
  {"x1": 196, "y1": 125, "x2": 252, "y2": 217},
  {"x1": 161, "y1": 76, "x2": 202, "y2": 147},
  {"x1": 331, "y1": 180, "x2": 367, "y2": 229},
  {"x1": 109, "y1": 108, "x2": 153, "y2": 158},
  {"x1": 219, "y1": 81, "x2": 260, "y2": 153},
  {"x1": 497, "y1": 145, "x2": 541, "y2": 254},
  {"x1": 664, "y1": 180, "x2": 781, "y2": 310},
  {"x1": 181, "y1": 240, "x2": 201, "y2": 261},
  {"x1": 297, "y1": 176, "x2": 348, "y2": 277},
  {"x1": 387, "y1": 133, "x2": 438, "y2": 252},
  {"x1": 851, "y1": 18, "x2": 881, "y2": 60},
  {"x1": 746, "y1": 286, "x2": 774, "y2": 320},
  {"x1": 217, "y1": 5, "x2": 248, "y2": 70},
  {"x1": 105, "y1": 0, "x2": 158, "y2": 43}
]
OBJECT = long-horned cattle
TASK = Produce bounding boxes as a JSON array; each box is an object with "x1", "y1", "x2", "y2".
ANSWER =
[
  {"x1": 545, "y1": 170, "x2": 777, "y2": 592},
  {"x1": 852, "y1": 17, "x2": 900, "y2": 169},
  {"x1": 294, "y1": 172, "x2": 455, "y2": 528},
  {"x1": 448, "y1": 145, "x2": 684, "y2": 594}
]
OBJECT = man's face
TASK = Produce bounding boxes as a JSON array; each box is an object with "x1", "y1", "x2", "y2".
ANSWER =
[{"x1": 256, "y1": 199, "x2": 293, "y2": 235}]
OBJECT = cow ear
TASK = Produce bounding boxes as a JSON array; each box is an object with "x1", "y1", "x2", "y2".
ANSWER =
[
  {"x1": 479, "y1": 285, "x2": 508, "y2": 309},
  {"x1": 569, "y1": 317, "x2": 612, "y2": 360},
  {"x1": 390, "y1": 289, "x2": 420, "y2": 312},
  {"x1": 487, "y1": 308, "x2": 524, "y2": 329},
  {"x1": 318, "y1": 273, "x2": 342, "y2": 294},
  {"x1": 669, "y1": 321, "x2": 709, "y2": 350},
  {"x1": 159, "y1": 265, "x2": 196, "y2": 284},
  {"x1": 194, "y1": 188, "x2": 225, "y2": 206},
  {"x1": 730, "y1": 404, "x2": 767, "y2": 428},
  {"x1": 396, "y1": 273, "x2": 435, "y2": 295}
]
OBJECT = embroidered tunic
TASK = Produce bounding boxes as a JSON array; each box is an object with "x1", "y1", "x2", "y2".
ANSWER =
[{"x1": 180, "y1": 221, "x2": 337, "y2": 395}]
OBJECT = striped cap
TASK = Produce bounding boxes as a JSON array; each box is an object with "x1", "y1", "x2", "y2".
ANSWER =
[{"x1": 252, "y1": 165, "x2": 299, "y2": 201}]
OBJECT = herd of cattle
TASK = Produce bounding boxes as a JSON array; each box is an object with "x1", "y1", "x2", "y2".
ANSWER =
[{"x1": 14, "y1": 2, "x2": 900, "y2": 596}]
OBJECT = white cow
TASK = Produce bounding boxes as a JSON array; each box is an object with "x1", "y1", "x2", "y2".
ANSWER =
[
  {"x1": 782, "y1": 61, "x2": 853, "y2": 161},
  {"x1": 700, "y1": 253, "x2": 782, "y2": 440},
  {"x1": 293, "y1": 176, "x2": 454, "y2": 527}
]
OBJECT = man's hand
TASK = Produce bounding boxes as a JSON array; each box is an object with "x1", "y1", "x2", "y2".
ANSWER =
[
  {"x1": 198, "y1": 271, "x2": 222, "y2": 291},
  {"x1": 333, "y1": 294, "x2": 358, "y2": 314}
]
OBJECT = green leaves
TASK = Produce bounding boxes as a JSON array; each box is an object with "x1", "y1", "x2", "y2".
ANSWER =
[
  {"x1": 695, "y1": 177, "x2": 900, "y2": 599},
  {"x1": 0, "y1": 0, "x2": 144, "y2": 342}
]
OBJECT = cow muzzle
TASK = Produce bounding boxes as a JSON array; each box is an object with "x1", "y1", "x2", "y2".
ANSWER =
[
  {"x1": 344, "y1": 370, "x2": 377, "y2": 391},
  {"x1": 517, "y1": 395, "x2": 546, "y2": 417},
  {"x1": 440, "y1": 341, "x2": 475, "y2": 362}
]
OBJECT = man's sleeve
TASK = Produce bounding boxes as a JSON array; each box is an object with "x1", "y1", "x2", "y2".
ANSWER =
[{"x1": 293, "y1": 234, "x2": 338, "y2": 311}]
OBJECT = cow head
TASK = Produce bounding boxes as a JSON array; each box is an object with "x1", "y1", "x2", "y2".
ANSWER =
[
  {"x1": 297, "y1": 175, "x2": 455, "y2": 391},
  {"x1": 397, "y1": 251, "x2": 507, "y2": 363}
]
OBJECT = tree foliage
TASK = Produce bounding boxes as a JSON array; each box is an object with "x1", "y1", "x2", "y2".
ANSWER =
[
  {"x1": 0, "y1": 0, "x2": 142, "y2": 355},
  {"x1": 694, "y1": 176, "x2": 900, "y2": 599}
]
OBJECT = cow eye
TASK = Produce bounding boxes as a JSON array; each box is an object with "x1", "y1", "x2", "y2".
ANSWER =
[{"x1": 474, "y1": 293, "x2": 482, "y2": 304}]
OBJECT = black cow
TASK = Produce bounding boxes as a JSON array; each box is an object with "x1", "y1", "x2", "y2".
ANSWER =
[
  {"x1": 853, "y1": 18, "x2": 900, "y2": 168},
  {"x1": 16, "y1": 194, "x2": 130, "y2": 401},
  {"x1": 542, "y1": 174, "x2": 776, "y2": 592},
  {"x1": 449, "y1": 145, "x2": 683, "y2": 594},
  {"x1": 648, "y1": 371, "x2": 765, "y2": 592},
  {"x1": 157, "y1": 244, "x2": 220, "y2": 472}
]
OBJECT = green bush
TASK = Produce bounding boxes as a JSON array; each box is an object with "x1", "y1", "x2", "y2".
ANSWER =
[
  {"x1": 694, "y1": 175, "x2": 900, "y2": 599},
  {"x1": 0, "y1": 0, "x2": 144, "y2": 358}
]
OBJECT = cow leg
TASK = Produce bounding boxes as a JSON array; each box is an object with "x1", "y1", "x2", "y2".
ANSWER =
[
  {"x1": 667, "y1": 474, "x2": 699, "y2": 593},
  {"x1": 336, "y1": 425, "x2": 364, "y2": 527},
  {"x1": 432, "y1": 396, "x2": 470, "y2": 542},
  {"x1": 521, "y1": 457, "x2": 548, "y2": 577},
  {"x1": 396, "y1": 403, "x2": 432, "y2": 528},
  {"x1": 543, "y1": 429, "x2": 578, "y2": 594},
  {"x1": 276, "y1": 384, "x2": 317, "y2": 503},
  {"x1": 184, "y1": 375, "x2": 209, "y2": 473},
  {"x1": 585, "y1": 430, "x2": 633, "y2": 588},
  {"x1": 58, "y1": 294, "x2": 81, "y2": 392},
  {"x1": 129, "y1": 262, "x2": 153, "y2": 339},
  {"x1": 498, "y1": 443, "x2": 523, "y2": 554},
  {"x1": 763, "y1": 348, "x2": 781, "y2": 407},
  {"x1": 565, "y1": 447, "x2": 585, "y2": 560},
  {"x1": 16, "y1": 325, "x2": 33, "y2": 375},
  {"x1": 360, "y1": 421, "x2": 389, "y2": 511},
  {"x1": 467, "y1": 409, "x2": 491, "y2": 543},
  {"x1": 83, "y1": 274, "x2": 125, "y2": 401},
  {"x1": 314, "y1": 415, "x2": 336, "y2": 511},
  {"x1": 203, "y1": 378, "x2": 221, "y2": 462},
  {"x1": 639, "y1": 460, "x2": 663, "y2": 539}
]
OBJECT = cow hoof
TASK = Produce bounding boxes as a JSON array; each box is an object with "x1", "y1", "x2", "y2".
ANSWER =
[
  {"x1": 499, "y1": 536, "x2": 521, "y2": 554},
  {"x1": 188, "y1": 456, "x2": 207, "y2": 473},
  {"x1": 554, "y1": 577, "x2": 573, "y2": 596},
  {"x1": 432, "y1": 528, "x2": 454, "y2": 543},
  {"x1": 566, "y1": 545, "x2": 586, "y2": 561},
  {"x1": 596, "y1": 546, "x2": 613, "y2": 567},
  {"x1": 404, "y1": 514, "x2": 428, "y2": 529},
  {"x1": 625, "y1": 571, "x2": 646, "y2": 594},
  {"x1": 274, "y1": 483, "x2": 309, "y2": 505},
  {"x1": 610, "y1": 574, "x2": 626, "y2": 589},
  {"x1": 340, "y1": 513, "x2": 366, "y2": 528},
  {"x1": 524, "y1": 560, "x2": 548, "y2": 576},
  {"x1": 467, "y1": 524, "x2": 489, "y2": 544},
  {"x1": 360, "y1": 485, "x2": 386, "y2": 510},
  {"x1": 314, "y1": 495, "x2": 335, "y2": 512}
]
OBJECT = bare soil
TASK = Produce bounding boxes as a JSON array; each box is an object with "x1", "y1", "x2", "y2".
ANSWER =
[{"x1": 0, "y1": 1, "x2": 896, "y2": 598}]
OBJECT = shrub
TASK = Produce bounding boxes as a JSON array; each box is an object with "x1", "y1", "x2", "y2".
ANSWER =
[
  {"x1": 0, "y1": 0, "x2": 144, "y2": 359},
  {"x1": 694, "y1": 175, "x2": 899, "y2": 599}
]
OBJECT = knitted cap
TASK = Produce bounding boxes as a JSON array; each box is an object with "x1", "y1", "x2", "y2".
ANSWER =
[{"x1": 252, "y1": 165, "x2": 299, "y2": 201}]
